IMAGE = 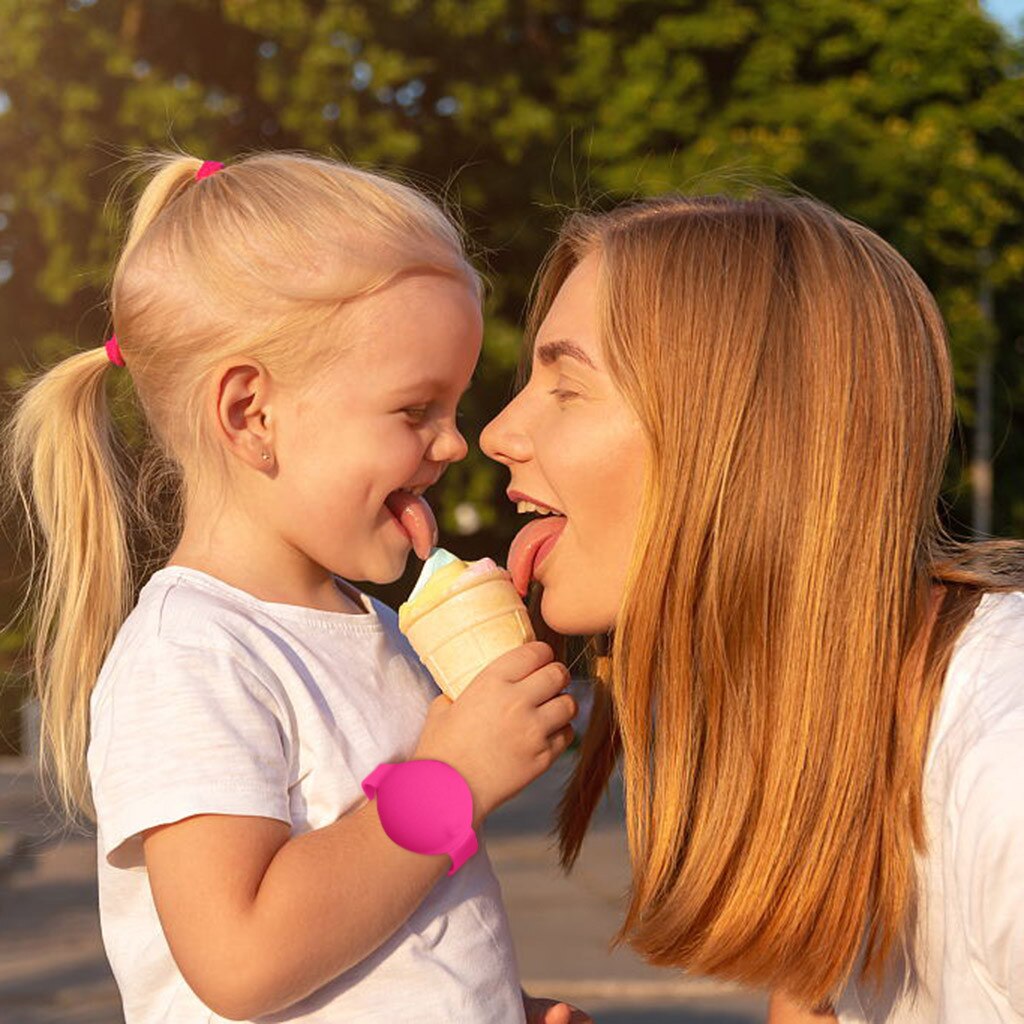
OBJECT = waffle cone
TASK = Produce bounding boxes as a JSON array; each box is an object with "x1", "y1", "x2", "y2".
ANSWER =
[{"x1": 400, "y1": 568, "x2": 535, "y2": 700}]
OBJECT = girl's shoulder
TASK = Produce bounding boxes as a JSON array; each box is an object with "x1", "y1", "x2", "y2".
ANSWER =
[
  {"x1": 139, "y1": 563, "x2": 267, "y2": 640},
  {"x1": 93, "y1": 565, "x2": 401, "y2": 712},
  {"x1": 132, "y1": 563, "x2": 391, "y2": 647},
  {"x1": 91, "y1": 568, "x2": 281, "y2": 713},
  {"x1": 101, "y1": 565, "x2": 289, "y2": 673}
]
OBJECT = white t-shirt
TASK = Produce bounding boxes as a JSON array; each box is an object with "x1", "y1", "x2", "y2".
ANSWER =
[
  {"x1": 836, "y1": 591, "x2": 1024, "y2": 1022},
  {"x1": 87, "y1": 565, "x2": 527, "y2": 1024}
]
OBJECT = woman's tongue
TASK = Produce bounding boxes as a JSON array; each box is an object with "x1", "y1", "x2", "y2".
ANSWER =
[
  {"x1": 507, "y1": 516, "x2": 567, "y2": 597},
  {"x1": 385, "y1": 491, "x2": 437, "y2": 560}
]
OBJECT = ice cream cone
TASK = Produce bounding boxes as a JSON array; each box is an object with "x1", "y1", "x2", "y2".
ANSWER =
[{"x1": 400, "y1": 567, "x2": 535, "y2": 700}]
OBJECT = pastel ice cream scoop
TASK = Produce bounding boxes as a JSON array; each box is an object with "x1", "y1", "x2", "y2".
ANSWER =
[
  {"x1": 402, "y1": 549, "x2": 500, "y2": 615},
  {"x1": 399, "y1": 547, "x2": 535, "y2": 700}
]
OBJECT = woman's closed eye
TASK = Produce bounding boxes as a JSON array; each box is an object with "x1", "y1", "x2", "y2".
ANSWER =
[{"x1": 549, "y1": 387, "x2": 580, "y2": 403}]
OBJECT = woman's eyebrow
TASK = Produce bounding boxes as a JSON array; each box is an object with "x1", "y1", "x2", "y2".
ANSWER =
[{"x1": 535, "y1": 339, "x2": 598, "y2": 370}]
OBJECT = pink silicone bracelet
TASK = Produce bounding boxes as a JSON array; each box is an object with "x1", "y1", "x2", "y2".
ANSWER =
[{"x1": 362, "y1": 760, "x2": 478, "y2": 876}]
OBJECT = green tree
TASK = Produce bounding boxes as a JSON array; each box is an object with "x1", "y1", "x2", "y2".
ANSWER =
[{"x1": 1, "y1": 0, "x2": 1022, "y2": 635}]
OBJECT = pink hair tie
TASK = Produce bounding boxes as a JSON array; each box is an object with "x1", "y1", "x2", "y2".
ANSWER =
[
  {"x1": 195, "y1": 160, "x2": 224, "y2": 182},
  {"x1": 104, "y1": 334, "x2": 125, "y2": 367}
]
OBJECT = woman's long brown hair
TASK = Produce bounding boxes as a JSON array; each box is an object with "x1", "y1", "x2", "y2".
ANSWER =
[{"x1": 522, "y1": 193, "x2": 1024, "y2": 1006}]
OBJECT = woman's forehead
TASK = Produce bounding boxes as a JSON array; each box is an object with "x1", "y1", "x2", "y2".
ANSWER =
[{"x1": 534, "y1": 254, "x2": 604, "y2": 370}]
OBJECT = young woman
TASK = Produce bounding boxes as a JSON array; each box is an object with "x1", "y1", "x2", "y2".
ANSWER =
[{"x1": 482, "y1": 193, "x2": 1024, "y2": 1022}]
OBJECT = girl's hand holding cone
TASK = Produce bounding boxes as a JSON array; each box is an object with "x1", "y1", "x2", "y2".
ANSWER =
[{"x1": 412, "y1": 641, "x2": 576, "y2": 828}]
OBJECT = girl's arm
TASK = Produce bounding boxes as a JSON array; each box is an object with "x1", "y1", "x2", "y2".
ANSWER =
[
  {"x1": 142, "y1": 640, "x2": 576, "y2": 1020},
  {"x1": 144, "y1": 800, "x2": 448, "y2": 1019},
  {"x1": 767, "y1": 992, "x2": 839, "y2": 1023}
]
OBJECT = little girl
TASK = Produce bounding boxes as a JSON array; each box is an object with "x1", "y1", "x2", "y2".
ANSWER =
[{"x1": 4, "y1": 152, "x2": 587, "y2": 1024}]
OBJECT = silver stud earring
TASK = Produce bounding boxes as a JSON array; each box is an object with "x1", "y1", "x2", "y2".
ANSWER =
[{"x1": 261, "y1": 451, "x2": 271, "y2": 462}]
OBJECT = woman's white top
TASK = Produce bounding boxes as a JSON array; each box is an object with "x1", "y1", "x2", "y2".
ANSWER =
[
  {"x1": 836, "y1": 591, "x2": 1024, "y2": 1022},
  {"x1": 88, "y1": 566, "x2": 526, "y2": 1024}
]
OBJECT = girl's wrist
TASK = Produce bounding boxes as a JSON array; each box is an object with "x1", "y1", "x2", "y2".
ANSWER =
[
  {"x1": 410, "y1": 746, "x2": 490, "y2": 823},
  {"x1": 362, "y1": 758, "x2": 482, "y2": 874}
]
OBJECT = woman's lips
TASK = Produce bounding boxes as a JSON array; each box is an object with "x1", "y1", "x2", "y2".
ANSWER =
[
  {"x1": 507, "y1": 516, "x2": 567, "y2": 596},
  {"x1": 384, "y1": 491, "x2": 437, "y2": 560}
]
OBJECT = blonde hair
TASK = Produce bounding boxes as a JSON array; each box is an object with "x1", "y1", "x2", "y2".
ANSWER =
[
  {"x1": 524, "y1": 193, "x2": 1024, "y2": 1005},
  {"x1": 2, "y1": 150, "x2": 479, "y2": 821}
]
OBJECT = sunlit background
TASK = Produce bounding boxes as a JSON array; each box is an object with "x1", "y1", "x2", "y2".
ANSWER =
[
  {"x1": 1, "y1": 6, "x2": 1023, "y2": 1024},
  {"x1": 1, "y1": 0, "x2": 1023, "y2": 755}
]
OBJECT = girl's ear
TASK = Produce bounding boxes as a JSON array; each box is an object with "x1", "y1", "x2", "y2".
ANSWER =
[{"x1": 213, "y1": 359, "x2": 276, "y2": 471}]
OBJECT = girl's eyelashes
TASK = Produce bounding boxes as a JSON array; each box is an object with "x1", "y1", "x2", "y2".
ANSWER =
[{"x1": 404, "y1": 404, "x2": 465, "y2": 423}]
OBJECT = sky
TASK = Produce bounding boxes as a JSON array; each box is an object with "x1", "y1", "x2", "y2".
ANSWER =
[{"x1": 982, "y1": 0, "x2": 1024, "y2": 32}]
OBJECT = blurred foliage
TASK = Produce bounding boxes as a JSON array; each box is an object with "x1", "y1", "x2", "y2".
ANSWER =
[{"x1": 1, "y1": 0, "x2": 1023, "y2": 626}]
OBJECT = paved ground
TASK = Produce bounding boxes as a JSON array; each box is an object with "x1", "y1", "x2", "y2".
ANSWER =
[
  {"x1": 0, "y1": 755, "x2": 767, "y2": 1023},
  {"x1": 0, "y1": 760, "x2": 123, "y2": 1023},
  {"x1": 487, "y1": 754, "x2": 767, "y2": 1023}
]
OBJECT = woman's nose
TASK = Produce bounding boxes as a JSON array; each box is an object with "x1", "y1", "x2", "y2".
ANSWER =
[{"x1": 480, "y1": 401, "x2": 531, "y2": 465}]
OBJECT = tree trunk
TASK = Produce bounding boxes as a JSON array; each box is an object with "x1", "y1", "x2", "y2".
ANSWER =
[{"x1": 971, "y1": 247, "x2": 994, "y2": 537}]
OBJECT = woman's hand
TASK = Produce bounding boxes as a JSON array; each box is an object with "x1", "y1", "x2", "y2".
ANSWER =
[{"x1": 522, "y1": 991, "x2": 594, "y2": 1023}]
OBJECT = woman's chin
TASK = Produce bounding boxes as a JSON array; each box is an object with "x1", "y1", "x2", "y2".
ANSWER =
[{"x1": 539, "y1": 586, "x2": 615, "y2": 638}]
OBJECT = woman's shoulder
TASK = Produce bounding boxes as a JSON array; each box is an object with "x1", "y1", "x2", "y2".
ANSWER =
[
  {"x1": 920, "y1": 593, "x2": 1024, "y2": 1010},
  {"x1": 933, "y1": 590, "x2": 1024, "y2": 749},
  {"x1": 944, "y1": 590, "x2": 1024, "y2": 802},
  {"x1": 944, "y1": 708, "x2": 1024, "y2": 1002},
  {"x1": 927, "y1": 589, "x2": 1024, "y2": 851}
]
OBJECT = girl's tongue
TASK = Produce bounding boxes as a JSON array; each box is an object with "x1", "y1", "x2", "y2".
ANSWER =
[
  {"x1": 507, "y1": 516, "x2": 567, "y2": 596},
  {"x1": 385, "y1": 491, "x2": 438, "y2": 560}
]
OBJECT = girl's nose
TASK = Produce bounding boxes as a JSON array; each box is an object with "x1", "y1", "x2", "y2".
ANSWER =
[
  {"x1": 480, "y1": 402, "x2": 531, "y2": 466},
  {"x1": 430, "y1": 421, "x2": 469, "y2": 464}
]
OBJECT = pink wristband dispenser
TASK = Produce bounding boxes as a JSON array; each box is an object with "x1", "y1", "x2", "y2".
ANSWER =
[{"x1": 362, "y1": 760, "x2": 478, "y2": 876}]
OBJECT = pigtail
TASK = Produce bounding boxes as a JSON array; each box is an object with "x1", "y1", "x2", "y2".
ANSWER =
[
  {"x1": 2, "y1": 348, "x2": 134, "y2": 820},
  {"x1": 117, "y1": 155, "x2": 205, "y2": 258},
  {"x1": 1, "y1": 155, "x2": 205, "y2": 821}
]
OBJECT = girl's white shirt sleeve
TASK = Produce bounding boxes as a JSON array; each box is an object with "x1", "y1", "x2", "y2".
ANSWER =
[{"x1": 89, "y1": 640, "x2": 292, "y2": 869}]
